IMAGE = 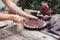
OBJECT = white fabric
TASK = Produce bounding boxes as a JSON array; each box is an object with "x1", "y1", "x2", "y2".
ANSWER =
[{"x1": 0, "y1": 0, "x2": 5, "y2": 7}]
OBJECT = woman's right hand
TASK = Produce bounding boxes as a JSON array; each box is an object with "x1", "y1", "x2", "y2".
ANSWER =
[{"x1": 10, "y1": 15, "x2": 25, "y2": 23}]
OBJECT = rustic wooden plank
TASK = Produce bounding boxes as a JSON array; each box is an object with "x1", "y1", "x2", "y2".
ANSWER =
[
  {"x1": 8, "y1": 34, "x2": 28, "y2": 40},
  {"x1": 18, "y1": 30, "x2": 57, "y2": 40},
  {"x1": 0, "y1": 20, "x2": 58, "y2": 40},
  {"x1": 40, "y1": 29, "x2": 60, "y2": 39},
  {"x1": 0, "y1": 29, "x2": 28, "y2": 40},
  {"x1": 0, "y1": 29, "x2": 15, "y2": 40},
  {"x1": 0, "y1": 21, "x2": 28, "y2": 40},
  {"x1": 0, "y1": 32, "x2": 28, "y2": 40},
  {"x1": 4, "y1": 37, "x2": 13, "y2": 40}
]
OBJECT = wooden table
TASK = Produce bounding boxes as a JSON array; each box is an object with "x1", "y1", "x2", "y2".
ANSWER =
[
  {"x1": 0, "y1": 21, "x2": 59, "y2": 40},
  {"x1": 0, "y1": 10, "x2": 60, "y2": 40},
  {"x1": 0, "y1": 20, "x2": 57, "y2": 40}
]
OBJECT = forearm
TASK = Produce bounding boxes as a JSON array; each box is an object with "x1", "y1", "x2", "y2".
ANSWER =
[
  {"x1": 2, "y1": 0, "x2": 29, "y2": 18},
  {"x1": 0, "y1": 12, "x2": 12, "y2": 20}
]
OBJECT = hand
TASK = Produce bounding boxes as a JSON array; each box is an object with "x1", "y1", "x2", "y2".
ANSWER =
[
  {"x1": 26, "y1": 15, "x2": 39, "y2": 21},
  {"x1": 10, "y1": 15, "x2": 25, "y2": 23}
]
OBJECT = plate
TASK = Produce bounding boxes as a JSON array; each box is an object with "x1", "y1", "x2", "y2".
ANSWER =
[{"x1": 23, "y1": 20, "x2": 46, "y2": 30}]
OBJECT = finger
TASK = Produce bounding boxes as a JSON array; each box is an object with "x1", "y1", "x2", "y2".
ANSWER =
[
  {"x1": 21, "y1": 18, "x2": 26, "y2": 24},
  {"x1": 21, "y1": 20, "x2": 24, "y2": 24},
  {"x1": 33, "y1": 17, "x2": 40, "y2": 21}
]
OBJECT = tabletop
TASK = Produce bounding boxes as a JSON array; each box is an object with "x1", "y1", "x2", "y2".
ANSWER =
[{"x1": 0, "y1": 9, "x2": 60, "y2": 40}]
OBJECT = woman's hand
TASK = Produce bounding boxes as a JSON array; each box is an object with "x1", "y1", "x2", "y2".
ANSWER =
[
  {"x1": 26, "y1": 15, "x2": 39, "y2": 21},
  {"x1": 10, "y1": 15, "x2": 25, "y2": 23}
]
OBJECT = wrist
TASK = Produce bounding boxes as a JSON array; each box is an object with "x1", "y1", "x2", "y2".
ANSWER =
[{"x1": 9, "y1": 15, "x2": 15, "y2": 20}]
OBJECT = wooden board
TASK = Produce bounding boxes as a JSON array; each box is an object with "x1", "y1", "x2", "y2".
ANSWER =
[
  {"x1": 0, "y1": 10, "x2": 60, "y2": 40},
  {"x1": 0, "y1": 20, "x2": 57, "y2": 40}
]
